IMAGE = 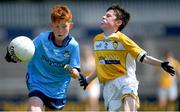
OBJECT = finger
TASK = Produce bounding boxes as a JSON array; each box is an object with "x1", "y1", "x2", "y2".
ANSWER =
[
  {"x1": 79, "y1": 80, "x2": 83, "y2": 83},
  {"x1": 80, "y1": 82, "x2": 83, "y2": 84},
  {"x1": 80, "y1": 83, "x2": 84, "y2": 86},
  {"x1": 168, "y1": 71, "x2": 174, "y2": 75},
  {"x1": 79, "y1": 73, "x2": 83, "y2": 78},
  {"x1": 170, "y1": 73, "x2": 174, "y2": 76},
  {"x1": 79, "y1": 78, "x2": 83, "y2": 81},
  {"x1": 169, "y1": 69, "x2": 175, "y2": 73},
  {"x1": 169, "y1": 70, "x2": 175, "y2": 76},
  {"x1": 167, "y1": 66, "x2": 173, "y2": 69},
  {"x1": 171, "y1": 71, "x2": 175, "y2": 75}
]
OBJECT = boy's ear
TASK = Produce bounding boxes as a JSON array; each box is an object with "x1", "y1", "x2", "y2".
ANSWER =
[
  {"x1": 69, "y1": 22, "x2": 74, "y2": 30},
  {"x1": 116, "y1": 20, "x2": 122, "y2": 27}
]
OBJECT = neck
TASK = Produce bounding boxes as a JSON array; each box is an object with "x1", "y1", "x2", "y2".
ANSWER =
[
  {"x1": 55, "y1": 39, "x2": 63, "y2": 46},
  {"x1": 104, "y1": 31, "x2": 115, "y2": 37},
  {"x1": 103, "y1": 28, "x2": 117, "y2": 36}
]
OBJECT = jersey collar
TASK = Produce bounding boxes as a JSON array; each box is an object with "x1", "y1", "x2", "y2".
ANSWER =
[
  {"x1": 103, "y1": 32, "x2": 117, "y2": 39},
  {"x1": 48, "y1": 32, "x2": 72, "y2": 47}
]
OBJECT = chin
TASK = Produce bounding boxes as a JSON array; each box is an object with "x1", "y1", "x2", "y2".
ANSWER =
[
  {"x1": 101, "y1": 25, "x2": 105, "y2": 30},
  {"x1": 101, "y1": 26, "x2": 108, "y2": 31}
]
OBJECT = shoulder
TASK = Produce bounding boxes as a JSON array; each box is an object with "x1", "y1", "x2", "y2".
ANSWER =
[
  {"x1": 93, "y1": 33, "x2": 104, "y2": 41},
  {"x1": 39, "y1": 31, "x2": 51, "y2": 38},
  {"x1": 34, "y1": 31, "x2": 51, "y2": 40},
  {"x1": 116, "y1": 31, "x2": 136, "y2": 43},
  {"x1": 117, "y1": 31, "x2": 130, "y2": 40},
  {"x1": 94, "y1": 33, "x2": 103, "y2": 38},
  {"x1": 33, "y1": 31, "x2": 51, "y2": 45},
  {"x1": 69, "y1": 35, "x2": 79, "y2": 47}
]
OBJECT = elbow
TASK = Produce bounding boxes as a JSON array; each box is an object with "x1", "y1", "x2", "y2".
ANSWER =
[
  {"x1": 137, "y1": 51, "x2": 147, "y2": 63},
  {"x1": 139, "y1": 54, "x2": 146, "y2": 63}
]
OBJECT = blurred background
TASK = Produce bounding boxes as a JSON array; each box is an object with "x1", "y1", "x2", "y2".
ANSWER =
[{"x1": 0, "y1": 0, "x2": 180, "y2": 111}]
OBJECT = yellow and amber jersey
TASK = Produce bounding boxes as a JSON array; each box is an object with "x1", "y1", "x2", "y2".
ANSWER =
[
  {"x1": 93, "y1": 31, "x2": 146, "y2": 83},
  {"x1": 160, "y1": 57, "x2": 180, "y2": 89}
]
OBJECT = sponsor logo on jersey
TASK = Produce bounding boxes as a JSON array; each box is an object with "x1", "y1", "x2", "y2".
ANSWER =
[
  {"x1": 41, "y1": 55, "x2": 64, "y2": 67},
  {"x1": 98, "y1": 55, "x2": 120, "y2": 64}
]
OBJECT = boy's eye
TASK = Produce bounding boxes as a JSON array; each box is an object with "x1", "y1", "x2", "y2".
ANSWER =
[
  {"x1": 59, "y1": 24, "x2": 67, "y2": 28},
  {"x1": 106, "y1": 14, "x2": 111, "y2": 18},
  {"x1": 61, "y1": 25, "x2": 67, "y2": 28},
  {"x1": 55, "y1": 24, "x2": 67, "y2": 29}
]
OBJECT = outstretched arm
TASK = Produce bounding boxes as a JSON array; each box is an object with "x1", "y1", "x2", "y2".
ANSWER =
[
  {"x1": 143, "y1": 55, "x2": 162, "y2": 66},
  {"x1": 86, "y1": 72, "x2": 97, "y2": 83},
  {"x1": 78, "y1": 72, "x2": 97, "y2": 90},
  {"x1": 140, "y1": 55, "x2": 175, "y2": 76}
]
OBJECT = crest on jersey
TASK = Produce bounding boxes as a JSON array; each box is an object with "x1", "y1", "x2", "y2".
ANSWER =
[
  {"x1": 113, "y1": 41, "x2": 118, "y2": 49},
  {"x1": 64, "y1": 50, "x2": 70, "y2": 57}
]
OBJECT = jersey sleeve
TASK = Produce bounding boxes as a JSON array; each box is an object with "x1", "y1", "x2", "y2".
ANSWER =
[
  {"x1": 70, "y1": 44, "x2": 80, "y2": 69},
  {"x1": 33, "y1": 33, "x2": 42, "y2": 48},
  {"x1": 120, "y1": 35, "x2": 147, "y2": 61}
]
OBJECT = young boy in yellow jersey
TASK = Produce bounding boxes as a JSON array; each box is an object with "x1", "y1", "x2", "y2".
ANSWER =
[
  {"x1": 79, "y1": 4, "x2": 175, "y2": 111},
  {"x1": 158, "y1": 51, "x2": 180, "y2": 110}
]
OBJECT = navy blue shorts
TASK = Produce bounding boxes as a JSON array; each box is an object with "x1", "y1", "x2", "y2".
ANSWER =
[{"x1": 28, "y1": 90, "x2": 66, "y2": 110}]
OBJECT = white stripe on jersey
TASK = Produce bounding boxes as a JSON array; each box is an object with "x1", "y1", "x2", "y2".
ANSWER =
[{"x1": 94, "y1": 40, "x2": 125, "y2": 51}]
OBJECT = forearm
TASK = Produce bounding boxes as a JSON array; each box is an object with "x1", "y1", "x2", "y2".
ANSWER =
[
  {"x1": 142, "y1": 55, "x2": 163, "y2": 66},
  {"x1": 86, "y1": 72, "x2": 97, "y2": 83},
  {"x1": 140, "y1": 54, "x2": 175, "y2": 76}
]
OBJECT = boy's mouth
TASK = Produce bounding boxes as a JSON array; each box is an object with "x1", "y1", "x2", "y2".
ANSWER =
[
  {"x1": 101, "y1": 20, "x2": 106, "y2": 24},
  {"x1": 58, "y1": 35, "x2": 62, "y2": 37},
  {"x1": 101, "y1": 21, "x2": 105, "y2": 24}
]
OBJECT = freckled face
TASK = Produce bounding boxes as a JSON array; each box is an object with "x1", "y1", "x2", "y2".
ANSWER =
[{"x1": 51, "y1": 21, "x2": 73, "y2": 42}]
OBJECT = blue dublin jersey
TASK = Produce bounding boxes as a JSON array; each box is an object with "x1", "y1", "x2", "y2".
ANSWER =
[{"x1": 27, "y1": 31, "x2": 80, "y2": 99}]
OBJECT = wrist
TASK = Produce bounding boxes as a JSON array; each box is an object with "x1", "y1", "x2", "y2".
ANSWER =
[
  {"x1": 161, "y1": 61, "x2": 168, "y2": 67},
  {"x1": 86, "y1": 77, "x2": 90, "y2": 84}
]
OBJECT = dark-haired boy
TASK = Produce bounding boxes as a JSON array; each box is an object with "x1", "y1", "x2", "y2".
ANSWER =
[{"x1": 79, "y1": 4, "x2": 175, "y2": 111}]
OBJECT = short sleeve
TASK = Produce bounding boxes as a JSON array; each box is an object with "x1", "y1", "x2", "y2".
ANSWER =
[
  {"x1": 70, "y1": 44, "x2": 80, "y2": 69},
  {"x1": 33, "y1": 33, "x2": 43, "y2": 48},
  {"x1": 120, "y1": 34, "x2": 147, "y2": 61}
]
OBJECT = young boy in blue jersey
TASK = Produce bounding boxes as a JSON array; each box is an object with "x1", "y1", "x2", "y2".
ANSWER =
[{"x1": 5, "y1": 5, "x2": 82, "y2": 111}]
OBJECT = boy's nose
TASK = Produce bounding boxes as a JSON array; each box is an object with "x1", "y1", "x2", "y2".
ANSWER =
[
  {"x1": 58, "y1": 28, "x2": 63, "y2": 33},
  {"x1": 102, "y1": 16, "x2": 106, "y2": 19}
]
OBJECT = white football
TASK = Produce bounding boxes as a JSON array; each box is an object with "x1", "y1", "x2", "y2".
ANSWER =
[{"x1": 8, "y1": 36, "x2": 35, "y2": 62}]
